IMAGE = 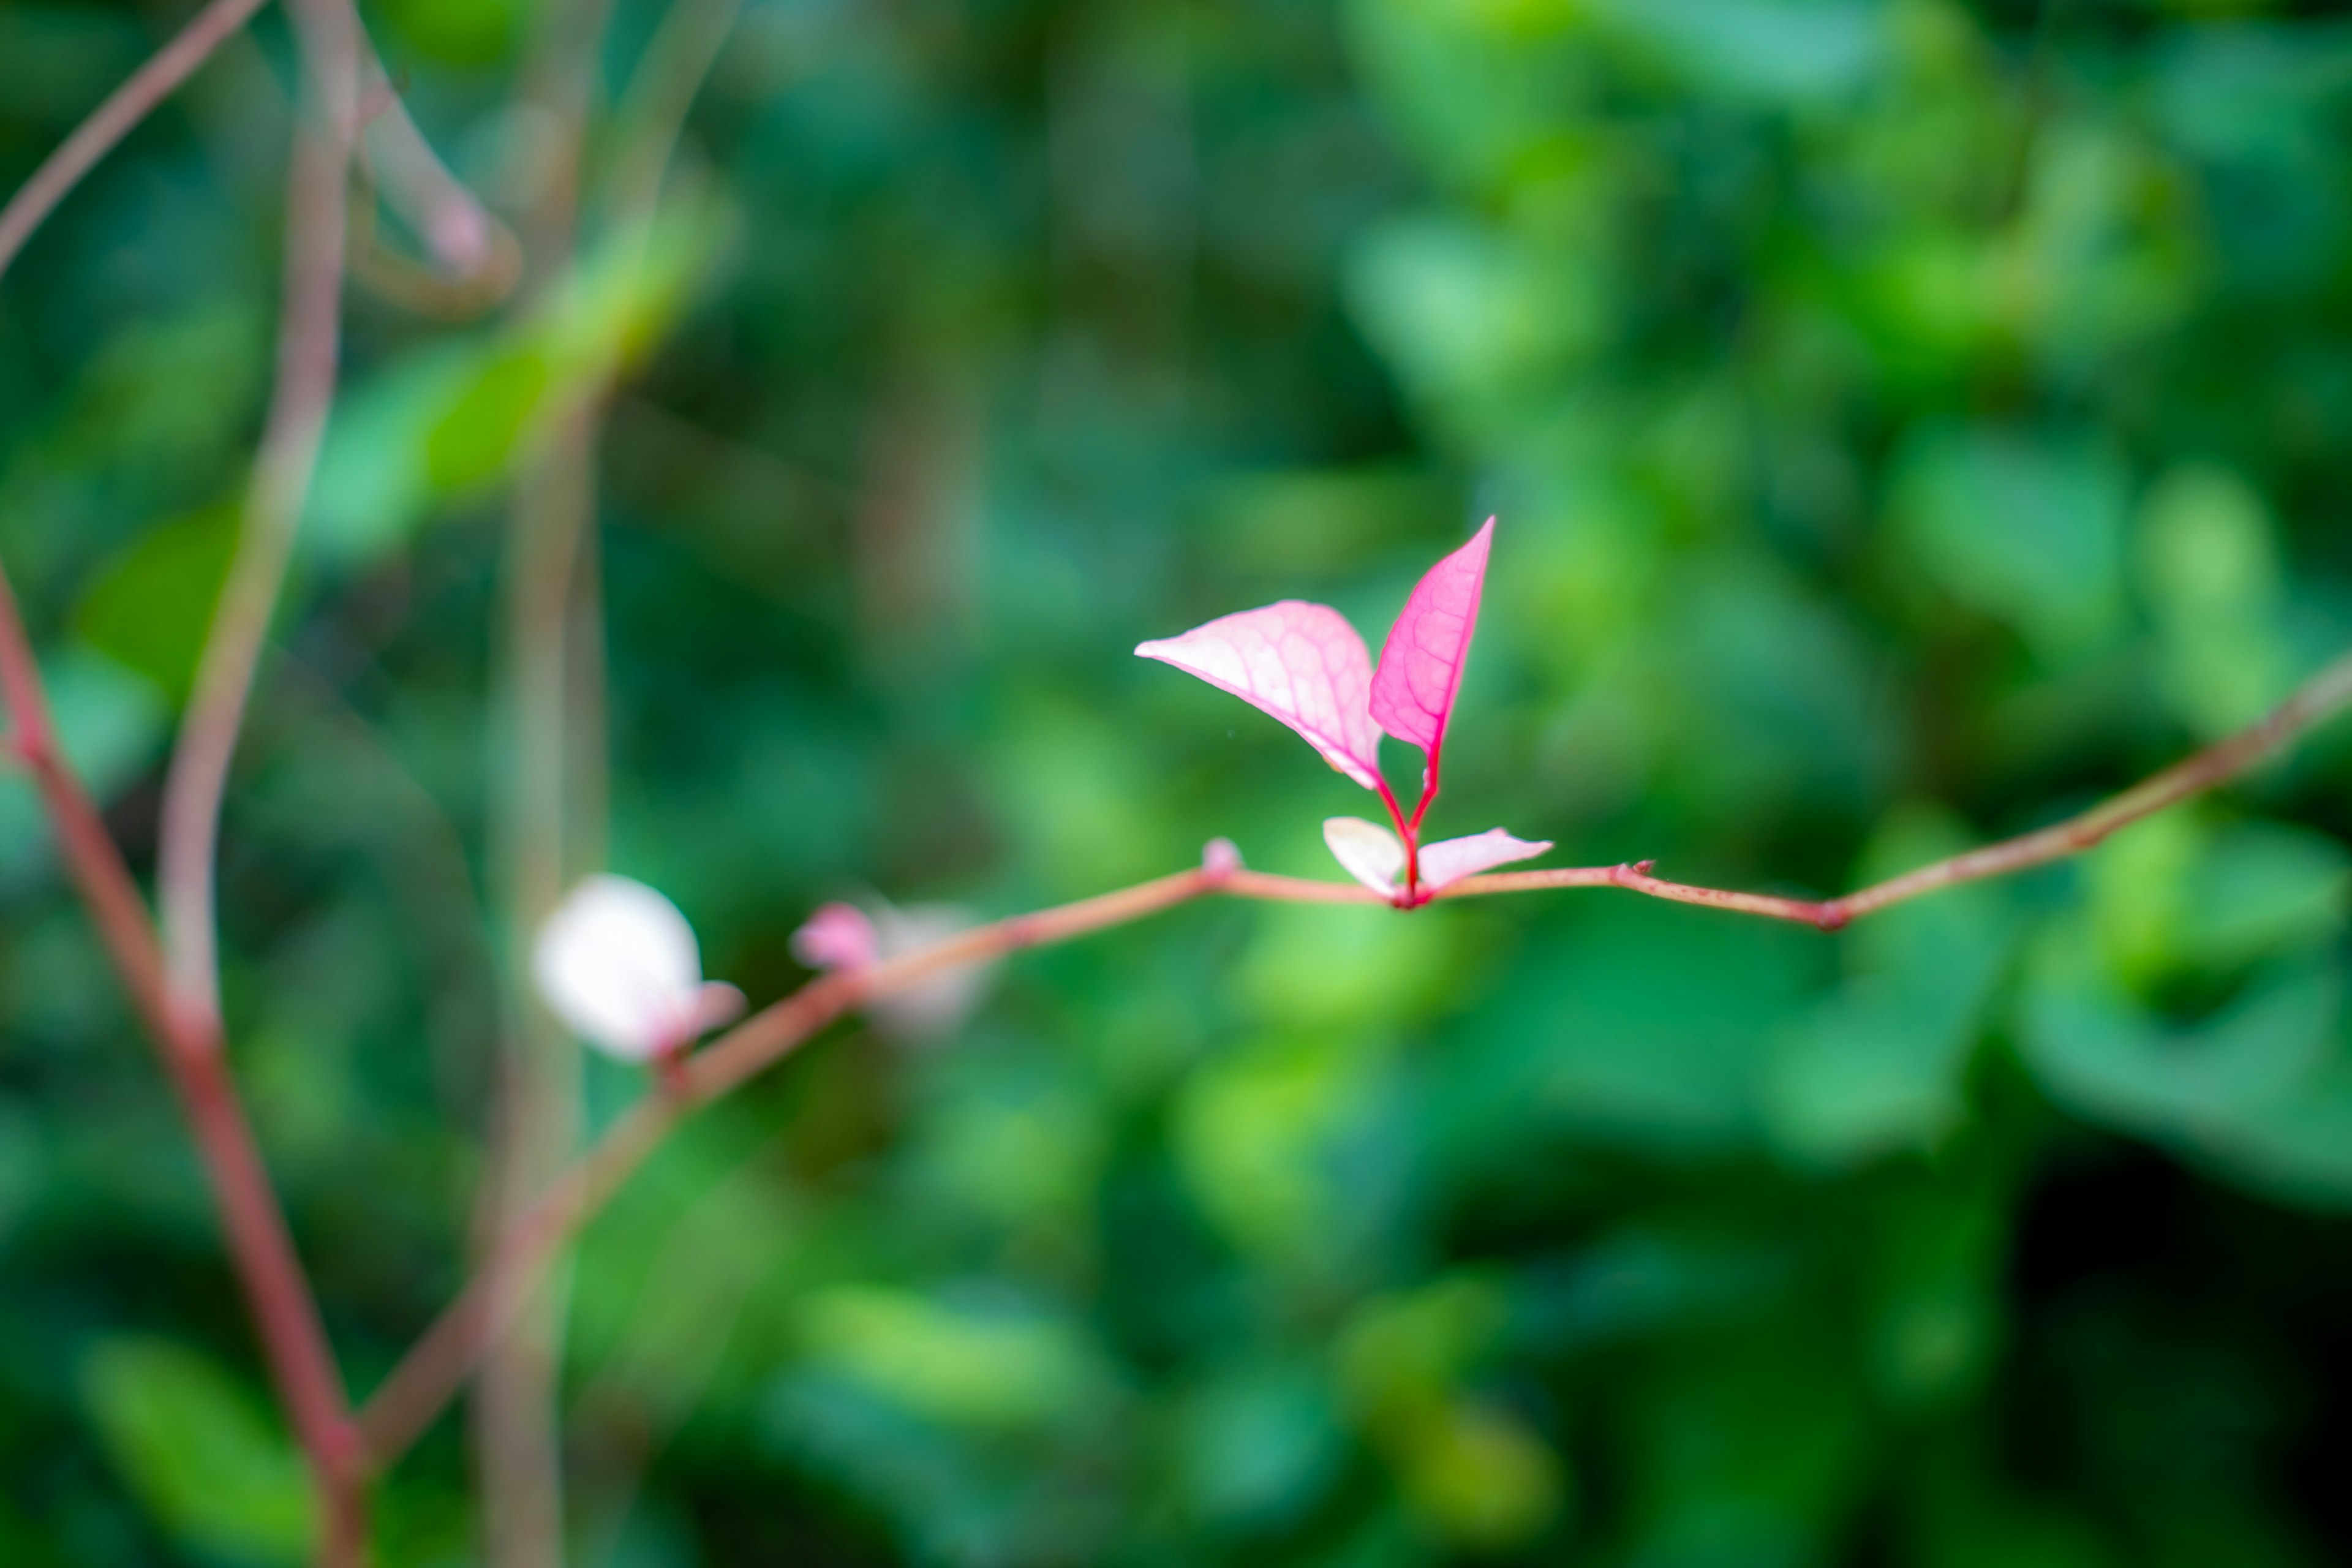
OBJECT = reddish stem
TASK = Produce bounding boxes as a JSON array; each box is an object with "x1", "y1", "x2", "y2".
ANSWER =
[
  {"x1": 1398, "y1": 748, "x2": 1443, "y2": 907},
  {"x1": 1371, "y1": 772, "x2": 1420, "y2": 903},
  {"x1": 0, "y1": 562, "x2": 365, "y2": 1564},
  {"x1": 1406, "y1": 752, "x2": 1440, "y2": 835},
  {"x1": 352, "y1": 646, "x2": 2352, "y2": 1469}
]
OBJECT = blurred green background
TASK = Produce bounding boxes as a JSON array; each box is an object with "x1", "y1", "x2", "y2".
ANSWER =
[{"x1": 10, "y1": 0, "x2": 2352, "y2": 1562}]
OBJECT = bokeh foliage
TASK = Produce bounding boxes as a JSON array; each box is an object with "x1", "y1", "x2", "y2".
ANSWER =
[{"x1": 8, "y1": 0, "x2": 2352, "y2": 1562}]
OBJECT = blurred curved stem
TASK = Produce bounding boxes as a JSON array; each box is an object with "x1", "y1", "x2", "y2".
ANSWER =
[
  {"x1": 157, "y1": 0, "x2": 360, "y2": 1037},
  {"x1": 355, "y1": 55, "x2": 521, "y2": 306},
  {"x1": 0, "y1": 0, "x2": 507, "y2": 296},
  {"x1": 0, "y1": 0, "x2": 271, "y2": 284},
  {"x1": 356, "y1": 643, "x2": 2352, "y2": 1468}
]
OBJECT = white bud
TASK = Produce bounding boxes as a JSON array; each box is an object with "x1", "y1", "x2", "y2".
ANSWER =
[{"x1": 532, "y1": 875, "x2": 742, "y2": 1061}]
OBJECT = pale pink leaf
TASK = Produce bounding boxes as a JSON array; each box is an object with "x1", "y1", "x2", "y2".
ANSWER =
[
  {"x1": 1417, "y1": 827, "x2": 1552, "y2": 894},
  {"x1": 791, "y1": 902, "x2": 880, "y2": 971},
  {"x1": 1324, "y1": 816, "x2": 1406, "y2": 897},
  {"x1": 869, "y1": 902, "x2": 992, "y2": 1044},
  {"x1": 1137, "y1": 601, "x2": 1383, "y2": 790},
  {"x1": 1370, "y1": 518, "x2": 1495, "y2": 766}
]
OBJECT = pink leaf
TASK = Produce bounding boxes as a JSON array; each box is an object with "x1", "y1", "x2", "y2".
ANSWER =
[
  {"x1": 1137, "y1": 601, "x2": 1384, "y2": 790},
  {"x1": 1417, "y1": 827, "x2": 1551, "y2": 894},
  {"x1": 1323, "y1": 816, "x2": 1406, "y2": 897},
  {"x1": 1370, "y1": 518, "x2": 1495, "y2": 770}
]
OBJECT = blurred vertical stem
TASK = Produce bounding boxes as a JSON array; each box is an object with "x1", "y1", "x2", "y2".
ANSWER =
[
  {"x1": 477, "y1": 0, "x2": 616, "y2": 1556},
  {"x1": 480, "y1": 1, "x2": 741, "y2": 1554},
  {"x1": 483, "y1": 409, "x2": 597, "y2": 1568}
]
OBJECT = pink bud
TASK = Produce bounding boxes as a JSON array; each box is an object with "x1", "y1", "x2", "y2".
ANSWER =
[{"x1": 791, "y1": 902, "x2": 881, "y2": 972}]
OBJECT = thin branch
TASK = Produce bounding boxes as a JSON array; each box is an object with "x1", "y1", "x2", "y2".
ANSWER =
[
  {"x1": 1453, "y1": 647, "x2": 2352, "y2": 929},
  {"x1": 355, "y1": 865, "x2": 1232, "y2": 1464},
  {"x1": 0, "y1": 570, "x2": 183, "y2": 1048},
  {"x1": 0, "y1": 562, "x2": 365, "y2": 1563},
  {"x1": 1826, "y1": 647, "x2": 2352, "y2": 924},
  {"x1": 355, "y1": 643, "x2": 2352, "y2": 1468},
  {"x1": 156, "y1": 0, "x2": 363, "y2": 1037},
  {"x1": 0, "y1": 0, "x2": 272, "y2": 285}
]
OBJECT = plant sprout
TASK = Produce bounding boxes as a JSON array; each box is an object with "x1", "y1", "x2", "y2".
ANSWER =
[{"x1": 1136, "y1": 518, "x2": 1548, "y2": 905}]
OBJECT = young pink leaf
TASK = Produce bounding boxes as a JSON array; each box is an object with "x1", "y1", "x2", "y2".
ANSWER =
[
  {"x1": 1323, "y1": 816, "x2": 1407, "y2": 897},
  {"x1": 1416, "y1": 827, "x2": 1552, "y2": 894},
  {"x1": 1370, "y1": 518, "x2": 1495, "y2": 770},
  {"x1": 1137, "y1": 601, "x2": 1383, "y2": 790}
]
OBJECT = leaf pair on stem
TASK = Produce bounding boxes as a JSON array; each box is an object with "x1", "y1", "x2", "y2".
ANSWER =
[{"x1": 1135, "y1": 518, "x2": 1548, "y2": 907}]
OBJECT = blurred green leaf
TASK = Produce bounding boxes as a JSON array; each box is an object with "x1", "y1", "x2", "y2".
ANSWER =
[
  {"x1": 1174, "y1": 1030, "x2": 1396, "y2": 1265},
  {"x1": 1597, "y1": 0, "x2": 1880, "y2": 104},
  {"x1": 2086, "y1": 812, "x2": 2347, "y2": 989},
  {"x1": 2020, "y1": 927, "x2": 2352, "y2": 1206},
  {"x1": 1391, "y1": 1400, "x2": 1567, "y2": 1550},
  {"x1": 424, "y1": 348, "x2": 551, "y2": 492},
  {"x1": 1338, "y1": 1276, "x2": 1569, "y2": 1548},
  {"x1": 377, "y1": 0, "x2": 521, "y2": 65},
  {"x1": 794, "y1": 1286, "x2": 1107, "y2": 1433},
  {"x1": 1765, "y1": 806, "x2": 2013, "y2": 1167},
  {"x1": 1175, "y1": 1357, "x2": 1347, "y2": 1534},
  {"x1": 1624, "y1": 1331, "x2": 1868, "y2": 1567},
  {"x1": 1864, "y1": 1182, "x2": 2007, "y2": 1413},
  {"x1": 1447, "y1": 900, "x2": 1823, "y2": 1163},
  {"x1": 78, "y1": 1338, "x2": 317, "y2": 1566},
  {"x1": 74, "y1": 500, "x2": 237, "y2": 701},
  {"x1": 2136, "y1": 465, "x2": 2296, "y2": 737},
  {"x1": 1888, "y1": 423, "x2": 2130, "y2": 662},
  {"x1": 1348, "y1": 217, "x2": 1603, "y2": 429}
]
